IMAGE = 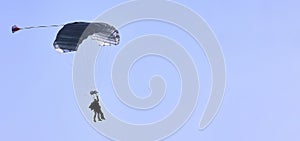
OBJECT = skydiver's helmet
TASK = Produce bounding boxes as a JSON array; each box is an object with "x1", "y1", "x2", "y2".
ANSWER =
[{"x1": 90, "y1": 90, "x2": 98, "y2": 95}]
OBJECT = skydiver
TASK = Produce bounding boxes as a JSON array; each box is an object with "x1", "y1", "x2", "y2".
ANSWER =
[{"x1": 89, "y1": 90, "x2": 105, "y2": 122}]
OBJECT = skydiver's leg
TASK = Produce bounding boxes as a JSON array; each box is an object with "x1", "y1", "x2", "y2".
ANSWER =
[
  {"x1": 93, "y1": 111, "x2": 97, "y2": 122},
  {"x1": 97, "y1": 112, "x2": 102, "y2": 121},
  {"x1": 100, "y1": 109, "x2": 105, "y2": 120}
]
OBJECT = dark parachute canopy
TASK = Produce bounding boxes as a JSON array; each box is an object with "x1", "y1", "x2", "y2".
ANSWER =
[
  {"x1": 12, "y1": 22, "x2": 120, "y2": 53},
  {"x1": 53, "y1": 22, "x2": 120, "y2": 53}
]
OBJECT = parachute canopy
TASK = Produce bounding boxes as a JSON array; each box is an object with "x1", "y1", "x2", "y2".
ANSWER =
[{"x1": 53, "y1": 22, "x2": 120, "y2": 53}]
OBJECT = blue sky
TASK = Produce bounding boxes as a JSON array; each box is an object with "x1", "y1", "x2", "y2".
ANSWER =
[{"x1": 1, "y1": 0, "x2": 300, "y2": 140}]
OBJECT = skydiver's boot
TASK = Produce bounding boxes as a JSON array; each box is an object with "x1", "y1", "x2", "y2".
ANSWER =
[{"x1": 101, "y1": 115, "x2": 106, "y2": 120}]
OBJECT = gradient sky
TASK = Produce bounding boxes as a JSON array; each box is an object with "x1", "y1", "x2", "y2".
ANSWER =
[{"x1": 1, "y1": 0, "x2": 300, "y2": 141}]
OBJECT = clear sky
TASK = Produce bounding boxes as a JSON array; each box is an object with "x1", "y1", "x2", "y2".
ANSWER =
[{"x1": 1, "y1": 0, "x2": 300, "y2": 141}]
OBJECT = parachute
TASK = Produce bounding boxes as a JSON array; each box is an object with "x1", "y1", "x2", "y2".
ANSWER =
[
  {"x1": 53, "y1": 22, "x2": 120, "y2": 53},
  {"x1": 12, "y1": 22, "x2": 120, "y2": 53}
]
